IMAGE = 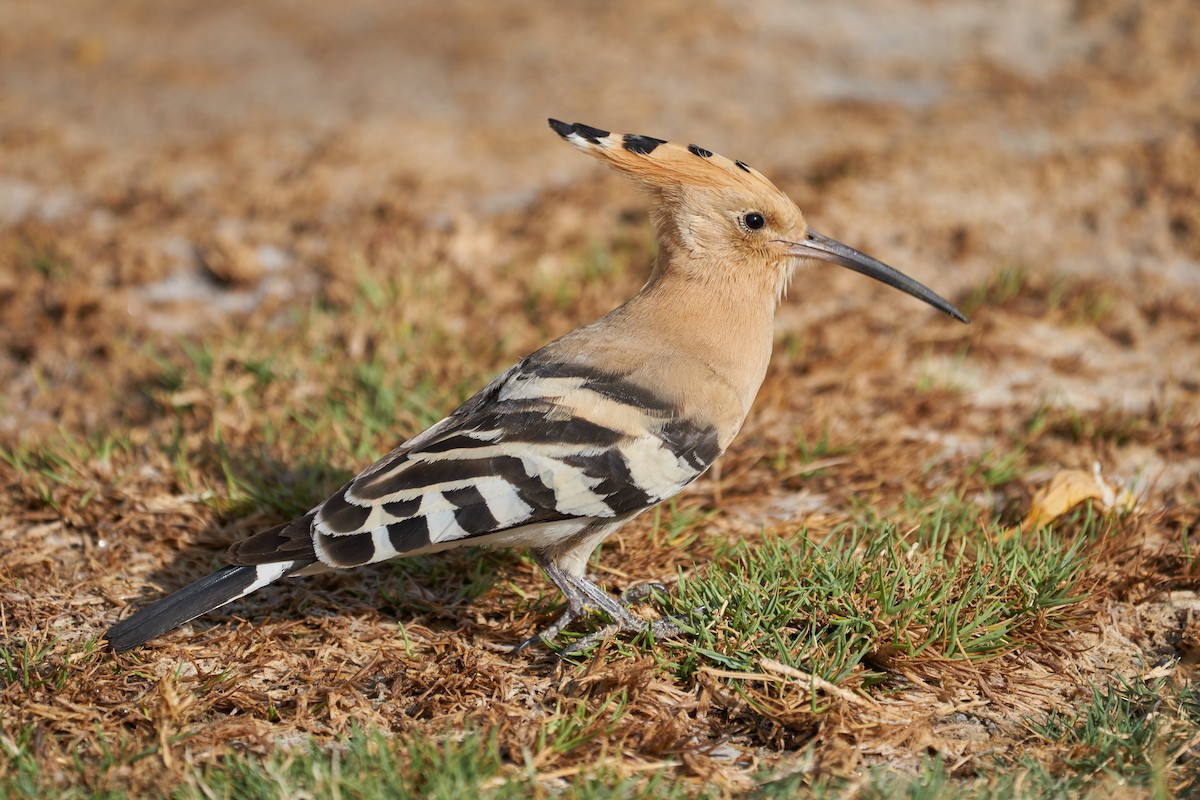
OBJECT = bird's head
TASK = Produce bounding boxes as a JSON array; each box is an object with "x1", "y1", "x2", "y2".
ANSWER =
[{"x1": 549, "y1": 119, "x2": 968, "y2": 323}]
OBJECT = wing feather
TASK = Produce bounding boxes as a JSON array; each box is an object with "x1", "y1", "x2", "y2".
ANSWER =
[{"x1": 239, "y1": 358, "x2": 721, "y2": 569}]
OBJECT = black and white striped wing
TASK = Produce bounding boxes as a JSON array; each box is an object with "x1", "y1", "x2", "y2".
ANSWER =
[{"x1": 308, "y1": 361, "x2": 721, "y2": 568}]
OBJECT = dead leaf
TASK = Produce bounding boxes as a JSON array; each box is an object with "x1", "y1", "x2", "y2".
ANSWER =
[{"x1": 1023, "y1": 463, "x2": 1136, "y2": 531}]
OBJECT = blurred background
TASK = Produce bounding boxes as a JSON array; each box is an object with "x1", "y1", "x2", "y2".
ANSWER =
[{"x1": 1, "y1": 0, "x2": 1196, "y2": 439}]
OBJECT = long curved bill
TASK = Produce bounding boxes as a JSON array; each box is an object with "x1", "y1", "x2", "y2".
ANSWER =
[{"x1": 787, "y1": 230, "x2": 970, "y2": 323}]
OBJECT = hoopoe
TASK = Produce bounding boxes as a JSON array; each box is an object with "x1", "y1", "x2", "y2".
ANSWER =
[{"x1": 106, "y1": 119, "x2": 968, "y2": 654}]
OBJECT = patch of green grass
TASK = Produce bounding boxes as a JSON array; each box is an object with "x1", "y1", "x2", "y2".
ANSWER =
[
  {"x1": 0, "y1": 431, "x2": 136, "y2": 512},
  {"x1": 651, "y1": 504, "x2": 1091, "y2": 683},
  {"x1": 1019, "y1": 673, "x2": 1198, "y2": 795},
  {"x1": 964, "y1": 445, "x2": 1026, "y2": 488},
  {"x1": 1, "y1": 637, "x2": 72, "y2": 693},
  {"x1": 770, "y1": 424, "x2": 854, "y2": 476},
  {"x1": 760, "y1": 756, "x2": 1056, "y2": 799},
  {"x1": 0, "y1": 724, "x2": 122, "y2": 800},
  {"x1": 176, "y1": 726, "x2": 701, "y2": 800},
  {"x1": 960, "y1": 264, "x2": 1115, "y2": 324},
  {"x1": 181, "y1": 728, "x2": 504, "y2": 800},
  {"x1": 536, "y1": 692, "x2": 630, "y2": 757},
  {"x1": 759, "y1": 755, "x2": 969, "y2": 799},
  {"x1": 0, "y1": 718, "x2": 698, "y2": 799},
  {"x1": 647, "y1": 498, "x2": 718, "y2": 550},
  {"x1": 135, "y1": 286, "x2": 498, "y2": 514},
  {"x1": 961, "y1": 264, "x2": 1031, "y2": 317},
  {"x1": 757, "y1": 675, "x2": 1200, "y2": 797},
  {"x1": 0, "y1": 727, "x2": 47, "y2": 800},
  {"x1": 1, "y1": 698, "x2": 138, "y2": 799}
]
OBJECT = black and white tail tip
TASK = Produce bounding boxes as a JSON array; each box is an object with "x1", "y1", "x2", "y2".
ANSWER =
[{"x1": 106, "y1": 561, "x2": 306, "y2": 652}]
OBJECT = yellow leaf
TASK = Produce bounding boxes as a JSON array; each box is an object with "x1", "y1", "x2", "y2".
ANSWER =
[{"x1": 1023, "y1": 464, "x2": 1134, "y2": 530}]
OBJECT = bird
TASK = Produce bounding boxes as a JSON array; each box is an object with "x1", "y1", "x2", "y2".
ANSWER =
[{"x1": 106, "y1": 119, "x2": 968, "y2": 655}]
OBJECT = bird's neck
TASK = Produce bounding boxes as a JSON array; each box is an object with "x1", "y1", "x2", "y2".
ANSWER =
[{"x1": 621, "y1": 255, "x2": 779, "y2": 417}]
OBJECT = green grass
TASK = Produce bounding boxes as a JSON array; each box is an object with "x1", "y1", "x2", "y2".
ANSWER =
[
  {"x1": 959, "y1": 264, "x2": 1115, "y2": 325},
  {"x1": 181, "y1": 729, "x2": 517, "y2": 800},
  {"x1": 0, "y1": 431, "x2": 139, "y2": 513},
  {"x1": 643, "y1": 510, "x2": 1092, "y2": 684},
  {"x1": 0, "y1": 726, "x2": 702, "y2": 800},
  {"x1": 769, "y1": 424, "x2": 856, "y2": 477},
  {"x1": 646, "y1": 498, "x2": 718, "y2": 550},
  {"x1": 1, "y1": 637, "x2": 74, "y2": 693},
  {"x1": 184, "y1": 725, "x2": 707, "y2": 800},
  {"x1": 112, "y1": 267, "x2": 512, "y2": 518},
  {"x1": 535, "y1": 693, "x2": 631, "y2": 757},
  {"x1": 754, "y1": 675, "x2": 1199, "y2": 798},
  {"x1": 1019, "y1": 673, "x2": 1199, "y2": 795},
  {"x1": 0, "y1": 722, "x2": 141, "y2": 800},
  {"x1": 965, "y1": 445, "x2": 1027, "y2": 488}
]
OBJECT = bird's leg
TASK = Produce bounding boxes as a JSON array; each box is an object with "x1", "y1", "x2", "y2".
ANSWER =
[
  {"x1": 514, "y1": 552, "x2": 690, "y2": 655},
  {"x1": 514, "y1": 553, "x2": 633, "y2": 652}
]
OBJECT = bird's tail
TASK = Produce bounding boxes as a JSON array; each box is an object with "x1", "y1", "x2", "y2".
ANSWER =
[{"x1": 106, "y1": 560, "x2": 311, "y2": 652}]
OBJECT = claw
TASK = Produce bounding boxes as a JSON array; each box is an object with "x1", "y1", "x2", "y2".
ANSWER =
[
  {"x1": 513, "y1": 632, "x2": 545, "y2": 654},
  {"x1": 619, "y1": 582, "x2": 669, "y2": 604}
]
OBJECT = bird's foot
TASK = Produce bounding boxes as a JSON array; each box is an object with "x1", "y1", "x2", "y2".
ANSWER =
[
  {"x1": 513, "y1": 553, "x2": 701, "y2": 656},
  {"x1": 556, "y1": 606, "x2": 693, "y2": 657}
]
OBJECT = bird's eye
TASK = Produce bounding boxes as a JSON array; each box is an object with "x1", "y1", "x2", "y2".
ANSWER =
[{"x1": 743, "y1": 212, "x2": 766, "y2": 231}]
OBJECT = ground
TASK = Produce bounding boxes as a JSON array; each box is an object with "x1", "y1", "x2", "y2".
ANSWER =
[{"x1": 1, "y1": 0, "x2": 1199, "y2": 797}]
